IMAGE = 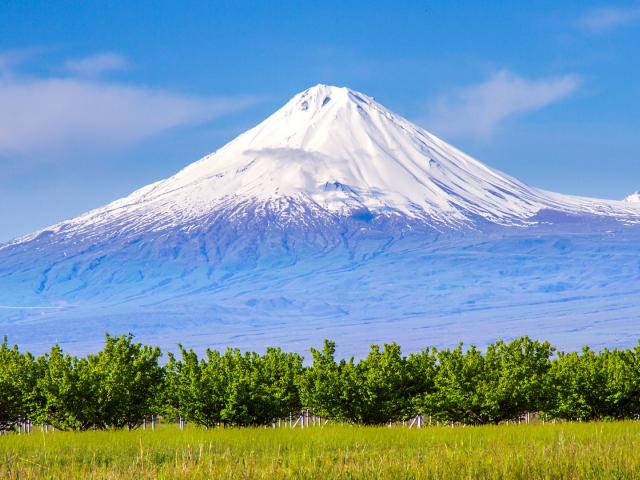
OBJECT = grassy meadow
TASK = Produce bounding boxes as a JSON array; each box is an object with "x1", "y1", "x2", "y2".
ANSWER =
[{"x1": 1, "y1": 421, "x2": 639, "y2": 479}]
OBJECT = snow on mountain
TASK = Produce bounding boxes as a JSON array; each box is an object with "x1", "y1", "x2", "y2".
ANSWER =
[
  {"x1": 625, "y1": 192, "x2": 640, "y2": 203},
  {"x1": 11, "y1": 84, "x2": 639, "y2": 247},
  {"x1": 1, "y1": 84, "x2": 640, "y2": 356}
]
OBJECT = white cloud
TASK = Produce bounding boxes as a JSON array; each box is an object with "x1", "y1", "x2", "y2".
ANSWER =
[
  {"x1": 64, "y1": 52, "x2": 129, "y2": 77},
  {"x1": 424, "y1": 70, "x2": 581, "y2": 140},
  {"x1": 0, "y1": 54, "x2": 256, "y2": 155},
  {"x1": 578, "y1": 4, "x2": 640, "y2": 33}
]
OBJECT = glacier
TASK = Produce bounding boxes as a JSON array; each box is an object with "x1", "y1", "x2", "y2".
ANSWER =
[{"x1": 1, "y1": 84, "x2": 640, "y2": 357}]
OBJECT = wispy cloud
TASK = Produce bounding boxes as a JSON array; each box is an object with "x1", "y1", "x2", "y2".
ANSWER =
[
  {"x1": 578, "y1": 3, "x2": 640, "y2": 33},
  {"x1": 0, "y1": 47, "x2": 47, "y2": 76},
  {"x1": 64, "y1": 52, "x2": 129, "y2": 77},
  {"x1": 0, "y1": 51, "x2": 256, "y2": 156},
  {"x1": 424, "y1": 70, "x2": 581, "y2": 140}
]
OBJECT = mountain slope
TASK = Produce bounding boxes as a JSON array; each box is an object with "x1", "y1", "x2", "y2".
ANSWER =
[{"x1": 1, "y1": 84, "x2": 640, "y2": 356}]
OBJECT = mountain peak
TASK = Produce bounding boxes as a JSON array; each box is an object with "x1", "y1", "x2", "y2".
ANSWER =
[
  {"x1": 140, "y1": 83, "x2": 542, "y2": 226},
  {"x1": 288, "y1": 84, "x2": 372, "y2": 114}
]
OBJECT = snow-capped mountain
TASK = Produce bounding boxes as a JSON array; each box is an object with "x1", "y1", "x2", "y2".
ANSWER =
[
  {"x1": 2, "y1": 84, "x2": 640, "y2": 356},
  {"x1": 625, "y1": 192, "x2": 640, "y2": 203},
  {"x1": 11, "y1": 84, "x2": 639, "y2": 245}
]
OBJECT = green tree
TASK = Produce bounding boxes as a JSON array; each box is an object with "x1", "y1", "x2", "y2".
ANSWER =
[
  {"x1": 259, "y1": 347, "x2": 304, "y2": 420},
  {"x1": 298, "y1": 340, "x2": 357, "y2": 421},
  {"x1": 166, "y1": 346, "x2": 303, "y2": 427},
  {"x1": 428, "y1": 344, "x2": 487, "y2": 424},
  {"x1": 547, "y1": 346, "x2": 638, "y2": 421},
  {"x1": 90, "y1": 334, "x2": 163, "y2": 429},
  {"x1": 481, "y1": 337, "x2": 554, "y2": 423},
  {"x1": 164, "y1": 346, "x2": 226, "y2": 427},
  {"x1": 354, "y1": 343, "x2": 413, "y2": 424},
  {"x1": 0, "y1": 337, "x2": 36, "y2": 431},
  {"x1": 406, "y1": 347, "x2": 438, "y2": 418},
  {"x1": 33, "y1": 345, "x2": 92, "y2": 430}
]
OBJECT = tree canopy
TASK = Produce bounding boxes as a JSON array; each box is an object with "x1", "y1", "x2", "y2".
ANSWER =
[{"x1": 1, "y1": 334, "x2": 639, "y2": 431}]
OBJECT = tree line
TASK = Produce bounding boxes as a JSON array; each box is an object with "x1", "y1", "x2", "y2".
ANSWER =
[{"x1": 1, "y1": 334, "x2": 639, "y2": 431}]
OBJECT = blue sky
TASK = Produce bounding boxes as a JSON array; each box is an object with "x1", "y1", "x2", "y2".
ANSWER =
[{"x1": 1, "y1": 0, "x2": 639, "y2": 241}]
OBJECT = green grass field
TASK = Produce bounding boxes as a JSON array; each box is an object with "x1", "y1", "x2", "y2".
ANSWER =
[{"x1": 1, "y1": 422, "x2": 639, "y2": 479}]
